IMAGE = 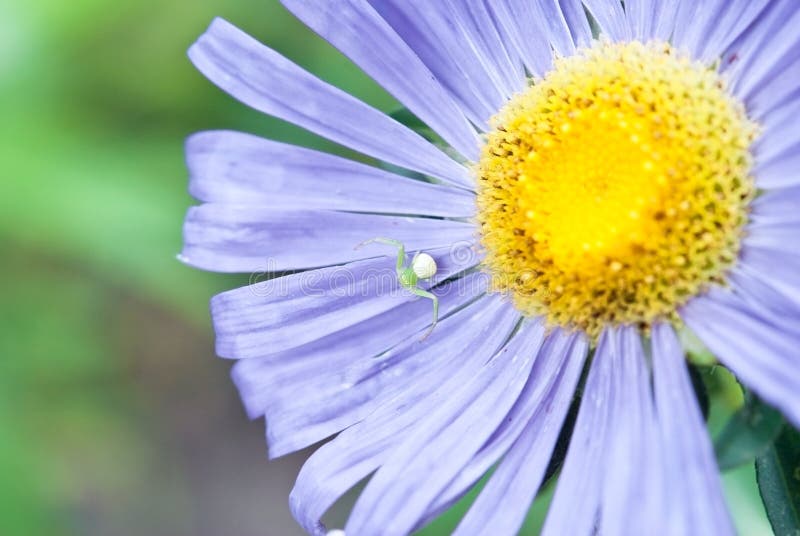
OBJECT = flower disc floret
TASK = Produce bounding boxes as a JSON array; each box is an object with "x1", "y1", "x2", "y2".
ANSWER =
[{"x1": 477, "y1": 41, "x2": 757, "y2": 336}]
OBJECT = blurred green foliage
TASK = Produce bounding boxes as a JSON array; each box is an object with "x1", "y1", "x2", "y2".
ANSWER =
[{"x1": 0, "y1": 0, "x2": 774, "y2": 534}]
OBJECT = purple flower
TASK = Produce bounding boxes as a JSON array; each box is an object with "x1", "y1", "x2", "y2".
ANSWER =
[{"x1": 182, "y1": 1, "x2": 800, "y2": 534}]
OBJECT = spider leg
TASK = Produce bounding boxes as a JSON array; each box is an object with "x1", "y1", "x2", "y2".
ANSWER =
[
  {"x1": 354, "y1": 237, "x2": 406, "y2": 271},
  {"x1": 411, "y1": 288, "x2": 438, "y2": 341}
]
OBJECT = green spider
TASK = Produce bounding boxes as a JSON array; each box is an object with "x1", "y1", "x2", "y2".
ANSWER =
[{"x1": 356, "y1": 238, "x2": 439, "y2": 340}]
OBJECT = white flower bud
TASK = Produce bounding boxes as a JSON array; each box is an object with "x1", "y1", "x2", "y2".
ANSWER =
[{"x1": 412, "y1": 253, "x2": 437, "y2": 279}]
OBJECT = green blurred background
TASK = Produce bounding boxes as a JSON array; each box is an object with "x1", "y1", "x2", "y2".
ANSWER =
[{"x1": 0, "y1": 0, "x2": 774, "y2": 534}]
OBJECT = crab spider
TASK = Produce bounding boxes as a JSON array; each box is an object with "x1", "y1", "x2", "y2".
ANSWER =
[{"x1": 355, "y1": 238, "x2": 439, "y2": 340}]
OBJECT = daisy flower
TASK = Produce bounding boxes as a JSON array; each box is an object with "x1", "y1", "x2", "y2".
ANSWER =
[{"x1": 182, "y1": 1, "x2": 800, "y2": 534}]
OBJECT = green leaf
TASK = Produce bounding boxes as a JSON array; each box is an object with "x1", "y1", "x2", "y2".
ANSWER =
[
  {"x1": 756, "y1": 425, "x2": 800, "y2": 536},
  {"x1": 714, "y1": 392, "x2": 785, "y2": 471}
]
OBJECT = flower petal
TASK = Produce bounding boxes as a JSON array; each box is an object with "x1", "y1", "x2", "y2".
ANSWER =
[
  {"x1": 744, "y1": 222, "x2": 800, "y2": 258},
  {"x1": 679, "y1": 0, "x2": 769, "y2": 63},
  {"x1": 366, "y1": 1, "x2": 511, "y2": 126},
  {"x1": 753, "y1": 101, "x2": 800, "y2": 189},
  {"x1": 723, "y1": 1, "x2": 800, "y2": 106},
  {"x1": 486, "y1": 1, "x2": 555, "y2": 78},
  {"x1": 754, "y1": 152, "x2": 800, "y2": 190},
  {"x1": 232, "y1": 273, "x2": 489, "y2": 422},
  {"x1": 528, "y1": 0, "x2": 581, "y2": 57},
  {"x1": 541, "y1": 329, "x2": 615, "y2": 536},
  {"x1": 262, "y1": 292, "x2": 512, "y2": 458},
  {"x1": 556, "y1": 0, "x2": 593, "y2": 49},
  {"x1": 583, "y1": 0, "x2": 631, "y2": 41},
  {"x1": 288, "y1": 297, "x2": 521, "y2": 533},
  {"x1": 739, "y1": 245, "x2": 800, "y2": 305},
  {"x1": 743, "y1": 57, "x2": 800, "y2": 122},
  {"x1": 624, "y1": 0, "x2": 657, "y2": 41},
  {"x1": 597, "y1": 327, "x2": 663, "y2": 535},
  {"x1": 279, "y1": 0, "x2": 481, "y2": 160},
  {"x1": 696, "y1": 0, "x2": 770, "y2": 62},
  {"x1": 681, "y1": 287, "x2": 800, "y2": 427},
  {"x1": 188, "y1": 18, "x2": 470, "y2": 186},
  {"x1": 443, "y1": 0, "x2": 527, "y2": 96},
  {"x1": 186, "y1": 130, "x2": 475, "y2": 217},
  {"x1": 344, "y1": 321, "x2": 546, "y2": 536},
  {"x1": 751, "y1": 185, "x2": 800, "y2": 225},
  {"x1": 730, "y1": 266, "x2": 800, "y2": 324},
  {"x1": 651, "y1": 323, "x2": 736, "y2": 535},
  {"x1": 732, "y1": 4, "x2": 800, "y2": 99},
  {"x1": 543, "y1": 327, "x2": 663, "y2": 535},
  {"x1": 670, "y1": 3, "x2": 705, "y2": 53},
  {"x1": 675, "y1": 0, "x2": 724, "y2": 58},
  {"x1": 651, "y1": 0, "x2": 681, "y2": 42},
  {"x1": 211, "y1": 246, "x2": 480, "y2": 362},
  {"x1": 754, "y1": 99, "x2": 800, "y2": 164},
  {"x1": 754, "y1": 127, "x2": 800, "y2": 193},
  {"x1": 181, "y1": 204, "x2": 475, "y2": 272},
  {"x1": 449, "y1": 330, "x2": 588, "y2": 536}
]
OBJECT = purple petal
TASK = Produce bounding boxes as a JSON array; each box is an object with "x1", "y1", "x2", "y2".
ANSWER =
[
  {"x1": 676, "y1": 0, "x2": 725, "y2": 58},
  {"x1": 279, "y1": 0, "x2": 480, "y2": 160},
  {"x1": 288, "y1": 299, "x2": 522, "y2": 534},
  {"x1": 670, "y1": 3, "x2": 705, "y2": 52},
  {"x1": 751, "y1": 185, "x2": 800, "y2": 224},
  {"x1": 186, "y1": 131, "x2": 475, "y2": 217},
  {"x1": 583, "y1": 0, "x2": 631, "y2": 41},
  {"x1": 744, "y1": 58, "x2": 800, "y2": 122},
  {"x1": 651, "y1": 0, "x2": 682, "y2": 42},
  {"x1": 486, "y1": 1, "x2": 554, "y2": 78},
  {"x1": 262, "y1": 294, "x2": 514, "y2": 458},
  {"x1": 681, "y1": 287, "x2": 800, "y2": 427},
  {"x1": 365, "y1": 1, "x2": 511, "y2": 126},
  {"x1": 739, "y1": 245, "x2": 800, "y2": 305},
  {"x1": 651, "y1": 323, "x2": 735, "y2": 535},
  {"x1": 729, "y1": 266, "x2": 800, "y2": 323},
  {"x1": 543, "y1": 327, "x2": 666, "y2": 535},
  {"x1": 211, "y1": 246, "x2": 480, "y2": 361},
  {"x1": 751, "y1": 97, "x2": 800, "y2": 190},
  {"x1": 557, "y1": 0, "x2": 593, "y2": 49},
  {"x1": 443, "y1": 0, "x2": 527, "y2": 97},
  {"x1": 450, "y1": 330, "x2": 588, "y2": 536},
  {"x1": 754, "y1": 151, "x2": 800, "y2": 190},
  {"x1": 696, "y1": 0, "x2": 770, "y2": 62},
  {"x1": 681, "y1": 0, "x2": 769, "y2": 63},
  {"x1": 727, "y1": 2, "x2": 800, "y2": 101},
  {"x1": 597, "y1": 327, "x2": 663, "y2": 535},
  {"x1": 757, "y1": 94, "x2": 800, "y2": 145},
  {"x1": 232, "y1": 272, "x2": 489, "y2": 422},
  {"x1": 188, "y1": 18, "x2": 470, "y2": 187},
  {"x1": 755, "y1": 109, "x2": 800, "y2": 162},
  {"x1": 541, "y1": 329, "x2": 616, "y2": 536},
  {"x1": 745, "y1": 221, "x2": 800, "y2": 254},
  {"x1": 624, "y1": 0, "x2": 657, "y2": 41},
  {"x1": 343, "y1": 321, "x2": 546, "y2": 536},
  {"x1": 528, "y1": 0, "x2": 580, "y2": 57},
  {"x1": 414, "y1": 328, "x2": 576, "y2": 526},
  {"x1": 181, "y1": 204, "x2": 475, "y2": 272},
  {"x1": 722, "y1": 1, "x2": 800, "y2": 107}
]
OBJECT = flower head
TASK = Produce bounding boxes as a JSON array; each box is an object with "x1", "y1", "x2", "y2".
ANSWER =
[{"x1": 183, "y1": 1, "x2": 800, "y2": 534}]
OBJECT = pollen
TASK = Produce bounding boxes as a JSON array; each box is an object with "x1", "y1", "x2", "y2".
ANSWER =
[{"x1": 476, "y1": 41, "x2": 757, "y2": 337}]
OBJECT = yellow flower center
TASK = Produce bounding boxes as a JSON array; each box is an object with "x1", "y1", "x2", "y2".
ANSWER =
[{"x1": 476, "y1": 41, "x2": 757, "y2": 337}]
